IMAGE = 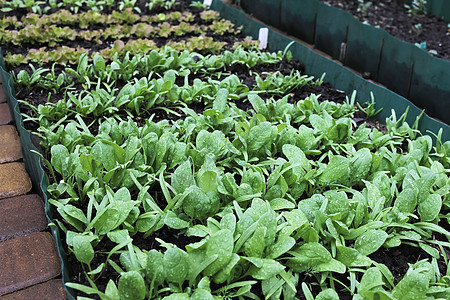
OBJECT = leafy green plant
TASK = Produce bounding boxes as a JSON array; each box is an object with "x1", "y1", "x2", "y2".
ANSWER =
[
  {"x1": 357, "y1": 92, "x2": 383, "y2": 118},
  {"x1": 12, "y1": 64, "x2": 49, "y2": 93},
  {"x1": 405, "y1": 0, "x2": 427, "y2": 16},
  {"x1": 190, "y1": 0, "x2": 208, "y2": 10},
  {"x1": 357, "y1": 0, "x2": 372, "y2": 15}
]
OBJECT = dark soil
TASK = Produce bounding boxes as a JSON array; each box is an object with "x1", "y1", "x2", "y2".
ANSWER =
[{"x1": 322, "y1": 0, "x2": 450, "y2": 60}]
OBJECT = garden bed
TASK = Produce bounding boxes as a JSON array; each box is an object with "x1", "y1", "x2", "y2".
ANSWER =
[
  {"x1": 238, "y1": 0, "x2": 450, "y2": 124},
  {"x1": 322, "y1": 0, "x2": 450, "y2": 60},
  {"x1": 1, "y1": 0, "x2": 450, "y2": 299}
]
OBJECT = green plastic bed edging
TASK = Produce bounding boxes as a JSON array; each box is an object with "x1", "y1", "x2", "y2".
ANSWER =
[
  {"x1": 0, "y1": 48, "x2": 76, "y2": 300},
  {"x1": 427, "y1": 0, "x2": 450, "y2": 22},
  {"x1": 239, "y1": 0, "x2": 450, "y2": 124},
  {"x1": 0, "y1": 1, "x2": 448, "y2": 298}
]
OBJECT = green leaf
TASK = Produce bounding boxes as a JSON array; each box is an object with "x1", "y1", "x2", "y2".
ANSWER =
[
  {"x1": 171, "y1": 160, "x2": 195, "y2": 193},
  {"x1": 248, "y1": 94, "x2": 269, "y2": 117},
  {"x1": 213, "y1": 88, "x2": 229, "y2": 112},
  {"x1": 124, "y1": 135, "x2": 141, "y2": 162},
  {"x1": 358, "y1": 267, "x2": 385, "y2": 294},
  {"x1": 327, "y1": 118, "x2": 351, "y2": 142},
  {"x1": 63, "y1": 204, "x2": 88, "y2": 225},
  {"x1": 203, "y1": 229, "x2": 234, "y2": 276},
  {"x1": 394, "y1": 187, "x2": 417, "y2": 214},
  {"x1": 197, "y1": 154, "x2": 220, "y2": 193},
  {"x1": 163, "y1": 248, "x2": 189, "y2": 284},
  {"x1": 162, "y1": 294, "x2": 190, "y2": 300},
  {"x1": 244, "y1": 225, "x2": 266, "y2": 258},
  {"x1": 94, "y1": 207, "x2": 121, "y2": 235},
  {"x1": 93, "y1": 54, "x2": 106, "y2": 72},
  {"x1": 212, "y1": 253, "x2": 240, "y2": 284},
  {"x1": 118, "y1": 271, "x2": 146, "y2": 300},
  {"x1": 354, "y1": 229, "x2": 388, "y2": 255},
  {"x1": 392, "y1": 269, "x2": 430, "y2": 300},
  {"x1": 164, "y1": 211, "x2": 189, "y2": 229},
  {"x1": 350, "y1": 148, "x2": 372, "y2": 182},
  {"x1": 114, "y1": 187, "x2": 131, "y2": 202},
  {"x1": 247, "y1": 121, "x2": 274, "y2": 153},
  {"x1": 269, "y1": 198, "x2": 295, "y2": 210},
  {"x1": 146, "y1": 249, "x2": 165, "y2": 286},
  {"x1": 315, "y1": 258, "x2": 346, "y2": 273},
  {"x1": 316, "y1": 288, "x2": 339, "y2": 300},
  {"x1": 282, "y1": 144, "x2": 311, "y2": 177},
  {"x1": 336, "y1": 246, "x2": 372, "y2": 267},
  {"x1": 287, "y1": 242, "x2": 332, "y2": 272},
  {"x1": 183, "y1": 186, "x2": 219, "y2": 220},
  {"x1": 191, "y1": 288, "x2": 214, "y2": 300},
  {"x1": 284, "y1": 208, "x2": 309, "y2": 228},
  {"x1": 91, "y1": 141, "x2": 117, "y2": 171},
  {"x1": 418, "y1": 194, "x2": 442, "y2": 222},
  {"x1": 72, "y1": 235, "x2": 94, "y2": 265},
  {"x1": 105, "y1": 280, "x2": 119, "y2": 299},
  {"x1": 248, "y1": 258, "x2": 284, "y2": 280},
  {"x1": 318, "y1": 155, "x2": 349, "y2": 185},
  {"x1": 107, "y1": 229, "x2": 130, "y2": 244},
  {"x1": 267, "y1": 236, "x2": 296, "y2": 259},
  {"x1": 51, "y1": 145, "x2": 69, "y2": 175}
]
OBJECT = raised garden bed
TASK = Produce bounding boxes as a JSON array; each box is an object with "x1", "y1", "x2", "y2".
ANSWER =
[
  {"x1": 0, "y1": 0, "x2": 450, "y2": 299},
  {"x1": 322, "y1": 0, "x2": 450, "y2": 60},
  {"x1": 238, "y1": 0, "x2": 450, "y2": 124}
]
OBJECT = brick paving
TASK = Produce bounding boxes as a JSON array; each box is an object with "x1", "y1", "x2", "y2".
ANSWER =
[
  {"x1": 0, "y1": 126, "x2": 22, "y2": 164},
  {"x1": 0, "y1": 162, "x2": 32, "y2": 199},
  {"x1": 0, "y1": 83, "x2": 6, "y2": 104},
  {"x1": 0, "y1": 232, "x2": 61, "y2": 296},
  {"x1": 0, "y1": 279, "x2": 67, "y2": 300},
  {"x1": 0, "y1": 82, "x2": 65, "y2": 298},
  {"x1": 0, "y1": 103, "x2": 12, "y2": 125},
  {"x1": 0, "y1": 195, "x2": 48, "y2": 243}
]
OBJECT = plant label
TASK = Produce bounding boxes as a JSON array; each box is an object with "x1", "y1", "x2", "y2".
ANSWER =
[
  {"x1": 204, "y1": 0, "x2": 212, "y2": 7},
  {"x1": 259, "y1": 28, "x2": 269, "y2": 50}
]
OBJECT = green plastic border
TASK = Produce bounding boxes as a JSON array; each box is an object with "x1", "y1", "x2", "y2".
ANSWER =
[
  {"x1": 427, "y1": 0, "x2": 450, "y2": 22},
  {"x1": 0, "y1": 48, "x2": 75, "y2": 300},
  {"x1": 239, "y1": 0, "x2": 450, "y2": 124}
]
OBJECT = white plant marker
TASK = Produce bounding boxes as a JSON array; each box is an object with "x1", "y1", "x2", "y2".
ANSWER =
[
  {"x1": 259, "y1": 28, "x2": 268, "y2": 50},
  {"x1": 204, "y1": 0, "x2": 212, "y2": 7}
]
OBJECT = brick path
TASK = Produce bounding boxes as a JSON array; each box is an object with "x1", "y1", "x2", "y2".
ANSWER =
[{"x1": 0, "y1": 80, "x2": 67, "y2": 299}]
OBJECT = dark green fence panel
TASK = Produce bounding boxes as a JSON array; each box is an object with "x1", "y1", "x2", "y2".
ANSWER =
[
  {"x1": 345, "y1": 19, "x2": 386, "y2": 81},
  {"x1": 410, "y1": 46, "x2": 450, "y2": 123},
  {"x1": 428, "y1": 0, "x2": 450, "y2": 22},
  {"x1": 240, "y1": 0, "x2": 281, "y2": 28},
  {"x1": 314, "y1": 1, "x2": 349, "y2": 60},
  {"x1": 279, "y1": 0, "x2": 319, "y2": 44},
  {"x1": 377, "y1": 33, "x2": 415, "y2": 99}
]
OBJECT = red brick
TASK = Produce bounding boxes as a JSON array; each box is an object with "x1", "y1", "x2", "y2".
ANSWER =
[
  {"x1": 0, "y1": 195, "x2": 47, "y2": 242},
  {"x1": 0, "y1": 232, "x2": 61, "y2": 296},
  {"x1": 0, "y1": 279, "x2": 67, "y2": 300},
  {"x1": 0, "y1": 103, "x2": 12, "y2": 125},
  {"x1": 0, "y1": 126, "x2": 22, "y2": 164},
  {"x1": 0, "y1": 84, "x2": 6, "y2": 104},
  {"x1": 0, "y1": 163, "x2": 32, "y2": 199}
]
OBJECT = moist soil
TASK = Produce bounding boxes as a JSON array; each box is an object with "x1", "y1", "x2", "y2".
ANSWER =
[
  {"x1": 322, "y1": 0, "x2": 450, "y2": 60},
  {"x1": 1, "y1": 0, "x2": 437, "y2": 298}
]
